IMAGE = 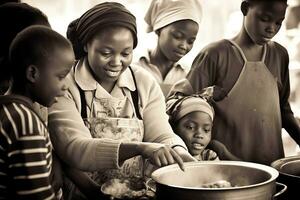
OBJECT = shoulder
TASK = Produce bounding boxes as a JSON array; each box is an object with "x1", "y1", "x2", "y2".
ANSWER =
[
  {"x1": 129, "y1": 65, "x2": 158, "y2": 86},
  {"x1": 268, "y1": 41, "x2": 289, "y2": 57},
  {"x1": 200, "y1": 39, "x2": 232, "y2": 56},
  {"x1": 0, "y1": 100, "x2": 46, "y2": 139},
  {"x1": 193, "y1": 39, "x2": 233, "y2": 64}
]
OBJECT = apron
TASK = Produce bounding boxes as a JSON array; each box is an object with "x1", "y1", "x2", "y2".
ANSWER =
[
  {"x1": 212, "y1": 40, "x2": 284, "y2": 165},
  {"x1": 79, "y1": 67, "x2": 144, "y2": 185}
]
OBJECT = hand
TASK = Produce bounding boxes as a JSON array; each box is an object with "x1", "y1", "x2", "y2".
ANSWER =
[
  {"x1": 137, "y1": 142, "x2": 184, "y2": 171},
  {"x1": 172, "y1": 146, "x2": 197, "y2": 162}
]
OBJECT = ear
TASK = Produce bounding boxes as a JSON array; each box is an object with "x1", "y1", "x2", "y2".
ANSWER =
[
  {"x1": 241, "y1": 1, "x2": 250, "y2": 16},
  {"x1": 26, "y1": 64, "x2": 40, "y2": 83},
  {"x1": 83, "y1": 43, "x2": 89, "y2": 53}
]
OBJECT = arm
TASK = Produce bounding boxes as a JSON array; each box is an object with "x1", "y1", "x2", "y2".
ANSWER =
[
  {"x1": 207, "y1": 140, "x2": 241, "y2": 161},
  {"x1": 10, "y1": 128, "x2": 55, "y2": 199},
  {"x1": 48, "y1": 78, "x2": 121, "y2": 171},
  {"x1": 279, "y1": 47, "x2": 300, "y2": 146},
  {"x1": 62, "y1": 164, "x2": 104, "y2": 200}
]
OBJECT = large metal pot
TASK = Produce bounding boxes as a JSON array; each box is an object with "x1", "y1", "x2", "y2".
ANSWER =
[
  {"x1": 271, "y1": 155, "x2": 300, "y2": 199},
  {"x1": 151, "y1": 161, "x2": 286, "y2": 200}
]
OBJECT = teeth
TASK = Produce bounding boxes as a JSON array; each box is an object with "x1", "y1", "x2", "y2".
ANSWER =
[
  {"x1": 192, "y1": 143, "x2": 203, "y2": 150},
  {"x1": 106, "y1": 70, "x2": 120, "y2": 77}
]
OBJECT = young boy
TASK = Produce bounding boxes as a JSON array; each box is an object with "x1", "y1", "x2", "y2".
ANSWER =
[
  {"x1": 0, "y1": 25, "x2": 74, "y2": 199},
  {"x1": 168, "y1": 0, "x2": 300, "y2": 165}
]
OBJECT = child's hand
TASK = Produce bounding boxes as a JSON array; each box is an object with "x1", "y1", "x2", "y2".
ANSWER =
[{"x1": 137, "y1": 142, "x2": 185, "y2": 171}]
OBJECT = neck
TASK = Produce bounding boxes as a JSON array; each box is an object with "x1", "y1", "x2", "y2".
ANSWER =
[
  {"x1": 9, "y1": 82, "x2": 34, "y2": 104},
  {"x1": 232, "y1": 28, "x2": 264, "y2": 61},
  {"x1": 233, "y1": 29, "x2": 262, "y2": 50},
  {"x1": 150, "y1": 47, "x2": 175, "y2": 79}
]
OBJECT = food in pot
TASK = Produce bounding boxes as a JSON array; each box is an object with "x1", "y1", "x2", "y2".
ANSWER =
[
  {"x1": 200, "y1": 180, "x2": 232, "y2": 188},
  {"x1": 101, "y1": 178, "x2": 147, "y2": 199}
]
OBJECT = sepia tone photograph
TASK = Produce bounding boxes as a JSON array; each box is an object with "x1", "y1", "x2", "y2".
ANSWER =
[{"x1": 1, "y1": 0, "x2": 300, "y2": 199}]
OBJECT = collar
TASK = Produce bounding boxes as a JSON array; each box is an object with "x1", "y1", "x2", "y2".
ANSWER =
[
  {"x1": 74, "y1": 57, "x2": 136, "y2": 92},
  {"x1": 139, "y1": 49, "x2": 186, "y2": 70}
]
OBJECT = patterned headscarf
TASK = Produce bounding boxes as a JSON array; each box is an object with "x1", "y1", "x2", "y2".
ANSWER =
[
  {"x1": 67, "y1": 2, "x2": 137, "y2": 59},
  {"x1": 167, "y1": 95, "x2": 214, "y2": 124},
  {"x1": 144, "y1": 0, "x2": 202, "y2": 33}
]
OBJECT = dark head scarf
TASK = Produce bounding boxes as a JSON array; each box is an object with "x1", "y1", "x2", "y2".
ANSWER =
[{"x1": 67, "y1": 2, "x2": 137, "y2": 60}]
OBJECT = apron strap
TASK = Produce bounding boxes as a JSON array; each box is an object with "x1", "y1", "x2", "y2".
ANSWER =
[
  {"x1": 229, "y1": 40, "x2": 267, "y2": 63},
  {"x1": 73, "y1": 63, "x2": 88, "y2": 119},
  {"x1": 76, "y1": 65, "x2": 142, "y2": 120},
  {"x1": 128, "y1": 66, "x2": 142, "y2": 120}
]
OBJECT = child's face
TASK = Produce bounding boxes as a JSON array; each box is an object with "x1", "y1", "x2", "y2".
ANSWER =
[
  {"x1": 175, "y1": 111, "x2": 212, "y2": 156},
  {"x1": 85, "y1": 27, "x2": 134, "y2": 86},
  {"x1": 243, "y1": 1, "x2": 287, "y2": 45},
  {"x1": 35, "y1": 47, "x2": 74, "y2": 107},
  {"x1": 157, "y1": 19, "x2": 198, "y2": 62}
]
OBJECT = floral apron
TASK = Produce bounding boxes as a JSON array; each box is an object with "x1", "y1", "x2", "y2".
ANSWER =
[
  {"x1": 212, "y1": 40, "x2": 284, "y2": 165},
  {"x1": 78, "y1": 67, "x2": 144, "y2": 186}
]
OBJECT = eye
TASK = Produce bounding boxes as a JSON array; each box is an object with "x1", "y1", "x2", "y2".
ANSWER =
[
  {"x1": 187, "y1": 38, "x2": 196, "y2": 45},
  {"x1": 100, "y1": 50, "x2": 112, "y2": 57},
  {"x1": 172, "y1": 32, "x2": 183, "y2": 40},
  {"x1": 260, "y1": 16, "x2": 270, "y2": 22},
  {"x1": 122, "y1": 51, "x2": 132, "y2": 57}
]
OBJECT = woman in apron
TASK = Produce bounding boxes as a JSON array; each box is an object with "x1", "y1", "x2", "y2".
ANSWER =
[
  {"x1": 48, "y1": 2, "x2": 195, "y2": 199},
  {"x1": 132, "y1": 0, "x2": 202, "y2": 97},
  {"x1": 167, "y1": 0, "x2": 300, "y2": 165}
]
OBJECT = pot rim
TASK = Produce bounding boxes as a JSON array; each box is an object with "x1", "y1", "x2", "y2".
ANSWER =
[
  {"x1": 151, "y1": 161, "x2": 279, "y2": 190},
  {"x1": 271, "y1": 155, "x2": 300, "y2": 178}
]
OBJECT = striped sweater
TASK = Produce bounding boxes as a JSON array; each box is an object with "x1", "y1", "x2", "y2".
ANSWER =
[{"x1": 0, "y1": 95, "x2": 56, "y2": 200}]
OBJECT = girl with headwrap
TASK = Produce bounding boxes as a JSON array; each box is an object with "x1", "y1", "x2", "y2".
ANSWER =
[
  {"x1": 48, "y1": 2, "x2": 195, "y2": 199},
  {"x1": 133, "y1": 0, "x2": 202, "y2": 97},
  {"x1": 166, "y1": 88, "x2": 240, "y2": 161}
]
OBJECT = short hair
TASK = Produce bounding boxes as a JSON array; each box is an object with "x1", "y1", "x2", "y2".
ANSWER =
[
  {"x1": 0, "y1": 2, "x2": 50, "y2": 88},
  {"x1": 9, "y1": 25, "x2": 73, "y2": 83}
]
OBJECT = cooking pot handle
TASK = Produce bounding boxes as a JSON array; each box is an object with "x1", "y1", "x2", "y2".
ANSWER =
[{"x1": 273, "y1": 182, "x2": 287, "y2": 199}]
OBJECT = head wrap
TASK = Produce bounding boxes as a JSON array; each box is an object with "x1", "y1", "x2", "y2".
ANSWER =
[
  {"x1": 67, "y1": 2, "x2": 137, "y2": 59},
  {"x1": 166, "y1": 96, "x2": 214, "y2": 123},
  {"x1": 144, "y1": 0, "x2": 202, "y2": 33}
]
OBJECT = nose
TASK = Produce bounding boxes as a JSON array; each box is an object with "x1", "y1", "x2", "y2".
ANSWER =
[
  {"x1": 110, "y1": 54, "x2": 122, "y2": 66},
  {"x1": 265, "y1": 23, "x2": 277, "y2": 34},
  {"x1": 194, "y1": 129, "x2": 204, "y2": 139},
  {"x1": 178, "y1": 40, "x2": 188, "y2": 51}
]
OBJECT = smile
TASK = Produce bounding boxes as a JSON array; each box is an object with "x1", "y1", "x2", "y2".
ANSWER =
[{"x1": 105, "y1": 69, "x2": 121, "y2": 77}]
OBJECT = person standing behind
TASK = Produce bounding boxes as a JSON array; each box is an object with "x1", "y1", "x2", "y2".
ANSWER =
[
  {"x1": 133, "y1": 0, "x2": 202, "y2": 97},
  {"x1": 0, "y1": 2, "x2": 50, "y2": 95},
  {"x1": 0, "y1": 25, "x2": 75, "y2": 199},
  {"x1": 48, "y1": 2, "x2": 195, "y2": 199},
  {"x1": 168, "y1": 0, "x2": 300, "y2": 165}
]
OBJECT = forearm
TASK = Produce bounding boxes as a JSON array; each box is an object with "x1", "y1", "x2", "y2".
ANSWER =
[
  {"x1": 282, "y1": 113, "x2": 300, "y2": 145},
  {"x1": 63, "y1": 166, "x2": 103, "y2": 200},
  {"x1": 119, "y1": 142, "x2": 140, "y2": 163}
]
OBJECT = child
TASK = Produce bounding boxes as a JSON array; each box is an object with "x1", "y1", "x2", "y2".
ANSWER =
[
  {"x1": 167, "y1": 95, "x2": 218, "y2": 161},
  {"x1": 48, "y1": 2, "x2": 195, "y2": 199},
  {"x1": 0, "y1": 26, "x2": 75, "y2": 199},
  {"x1": 0, "y1": 2, "x2": 50, "y2": 95},
  {"x1": 168, "y1": 0, "x2": 300, "y2": 165},
  {"x1": 133, "y1": 0, "x2": 202, "y2": 96}
]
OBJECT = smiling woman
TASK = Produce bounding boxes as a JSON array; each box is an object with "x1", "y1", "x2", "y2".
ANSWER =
[{"x1": 47, "y1": 2, "x2": 195, "y2": 200}]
